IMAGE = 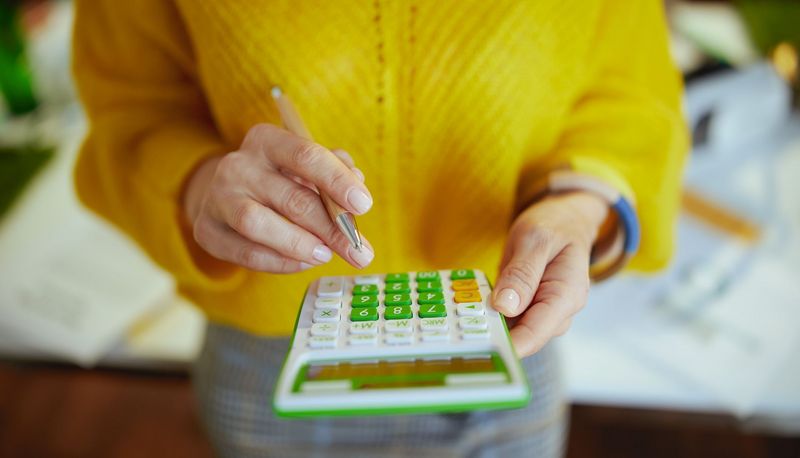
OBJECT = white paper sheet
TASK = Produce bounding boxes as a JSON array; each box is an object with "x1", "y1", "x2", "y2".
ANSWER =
[{"x1": 0, "y1": 215, "x2": 173, "y2": 366}]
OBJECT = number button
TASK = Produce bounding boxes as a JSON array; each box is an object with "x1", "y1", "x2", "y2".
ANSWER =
[
  {"x1": 419, "y1": 303, "x2": 447, "y2": 318},
  {"x1": 351, "y1": 294, "x2": 378, "y2": 308},
  {"x1": 416, "y1": 281, "x2": 442, "y2": 292},
  {"x1": 457, "y1": 303, "x2": 484, "y2": 316},
  {"x1": 350, "y1": 308, "x2": 378, "y2": 322},
  {"x1": 352, "y1": 284, "x2": 378, "y2": 295},
  {"x1": 417, "y1": 292, "x2": 445, "y2": 305},
  {"x1": 451, "y1": 279, "x2": 478, "y2": 291},
  {"x1": 313, "y1": 308, "x2": 340, "y2": 323},
  {"x1": 385, "y1": 273, "x2": 409, "y2": 283},
  {"x1": 416, "y1": 271, "x2": 440, "y2": 281},
  {"x1": 384, "y1": 305, "x2": 413, "y2": 320},
  {"x1": 454, "y1": 290, "x2": 482, "y2": 303},
  {"x1": 385, "y1": 282, "x2": 410, "y2": 293},
  {"x1": 384, "y1": 293, "x2": 412, "y2": 306},
  {"x1": 450, "y1": 269, "x2": 475, "y2": 280}
]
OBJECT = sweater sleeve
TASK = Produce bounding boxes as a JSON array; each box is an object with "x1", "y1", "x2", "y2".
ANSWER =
[
  {"x1": 72, "y1": 0, "x2": 245, "y2": 289},
  {"x1": 518, "y1": 0, "x2": 690, "y2": 271}
]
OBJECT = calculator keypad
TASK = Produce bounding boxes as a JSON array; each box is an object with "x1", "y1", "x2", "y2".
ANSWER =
[{"x1": 305, "y1": 269, "x2": 494, "y2": 349}]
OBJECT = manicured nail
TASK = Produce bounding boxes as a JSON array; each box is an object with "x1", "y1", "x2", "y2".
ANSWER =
[
  {"x1": 312, "y1": 245, "x2": 333, "y2": 263},
  {"x1": 299, "y1": 262, "x2": 314, "y2": 271},
  {"x1": 495, "y1": 289, "x2": 520, "y2": 314},
  {"x1": 348, "y1": 245, "x2": 374, "y2": 268},
  {"x1": 346, "y1": 188, "x2": 372, "y2": 214},
  {"x1": 352, "y1": 167, "x2": 365, "y2": 182}
]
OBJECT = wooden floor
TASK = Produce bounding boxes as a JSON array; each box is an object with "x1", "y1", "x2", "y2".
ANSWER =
[{"x1": 0, "y1": 361, "x2": 797, "y2": 458}]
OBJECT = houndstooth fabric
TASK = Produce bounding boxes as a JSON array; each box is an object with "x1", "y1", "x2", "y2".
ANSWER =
[{"x1": 193, "y1": 323, "x2": 567, "y2": 458}]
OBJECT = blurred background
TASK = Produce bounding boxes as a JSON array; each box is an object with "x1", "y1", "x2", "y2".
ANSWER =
[{"x1": 1, "y1": 0, "x2": 799, "y2": 456}]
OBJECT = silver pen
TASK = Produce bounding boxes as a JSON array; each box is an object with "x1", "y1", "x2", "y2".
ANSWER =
[{"x1": 271, "y1": 86, "x2": 363, "y2": 251}]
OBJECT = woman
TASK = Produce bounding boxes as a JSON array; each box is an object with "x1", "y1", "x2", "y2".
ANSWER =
[{"x1": 72, "y1": 0, "x2": 687, "y2": 456}]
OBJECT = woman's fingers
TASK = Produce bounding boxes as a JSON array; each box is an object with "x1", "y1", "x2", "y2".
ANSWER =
[
  {"x1": 492, "y1": 227, "x2": 561, "y2": 317},
  {"x1": 245, "y1": 171, "x2": 374, "y2": 269},
  {"x1": 193, "y1": 217, "x2": 311, "y2": 273},
  {"x1": 243, "y1": 124, "x2": 373, "y2": 215},
  {"x1": 510, "y1": 244, "x2": 591, "y2": 357},
  {"x1": 332, "y1": 149, "x2": 365, "y2": 182},
  {"x1": 216, "y1": 196, "x2": 332, "y2": 266}
]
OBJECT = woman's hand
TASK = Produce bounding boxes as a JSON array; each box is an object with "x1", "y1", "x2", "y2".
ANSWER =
[
  {"x1": 492, "y1": 191, "x2": 608, "y2": 357},
  {"x1": 182, "y1": 123, "x2": 374, "y2": 273}
]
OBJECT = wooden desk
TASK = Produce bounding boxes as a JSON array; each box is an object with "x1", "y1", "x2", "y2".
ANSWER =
[{"x1": 1, "y1": 361, "x2": 797, "y2": 458}]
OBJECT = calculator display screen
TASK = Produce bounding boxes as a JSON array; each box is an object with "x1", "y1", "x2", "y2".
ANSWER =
[{"x1": 293, "y1": 353, "x2": 509, "y2": 391}]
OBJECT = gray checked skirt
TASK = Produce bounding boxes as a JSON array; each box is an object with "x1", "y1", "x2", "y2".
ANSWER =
[{"x1": 193, "y1": 323, "x2": 567, "y2": 458}]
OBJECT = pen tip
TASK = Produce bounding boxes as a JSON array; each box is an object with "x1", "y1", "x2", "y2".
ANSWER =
[{"x1": 270, "y1": 86, "x2": 282, "y2": 99}]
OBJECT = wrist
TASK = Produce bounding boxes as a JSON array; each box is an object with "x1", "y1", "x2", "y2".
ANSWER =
[
  {"x1": 534, "y1": 190, "x2": 609, "y2": 245},
  {"x1": 182, "y1": 155, "x2": 222, "y2": 225}
]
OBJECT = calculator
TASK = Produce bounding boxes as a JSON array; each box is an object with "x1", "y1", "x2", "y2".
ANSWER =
[{"x1": 273, "y1": 269, "x2": 531, "y2": 417}]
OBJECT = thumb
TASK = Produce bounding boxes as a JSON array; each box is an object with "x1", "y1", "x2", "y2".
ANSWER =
[{"x1": 492, "y1": 237, "x2": 551, "y2": 317}]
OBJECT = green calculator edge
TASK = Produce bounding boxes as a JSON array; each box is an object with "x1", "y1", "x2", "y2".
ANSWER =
[{"x1": 272, "y1": 270, "x2": 532, "y2": 418}]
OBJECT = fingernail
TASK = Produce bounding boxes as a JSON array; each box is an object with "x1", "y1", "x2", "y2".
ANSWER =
[
  {"x1": 352, "y1": 167, "x2": 365, "y2": 182},
  {"x1": 299, "y1": 262, "x2": 314, "y2": 271},
  {"x1": 495, "y1": 289, "x2": 520, "y2": 314},
  {"x1": 312, "y1": 245, "x2": 333, "y2": 263},
  {"x1": 346, "y1": 188, "x2": 372, "y2": 215},
  {"x1": 348, "y1": 245, "x2": 374, "y2": 268}
]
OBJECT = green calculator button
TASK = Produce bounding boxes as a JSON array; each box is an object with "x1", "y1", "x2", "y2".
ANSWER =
[
  {"x1": 417, "y1": 291, "x2": 445, "y2": 305},
  {"x1": 418, "y1": 303, "x2": 447, "y2": 318},
  {"x1": 416, "y1": 271, "x2": 440, "y2": 281},
  {"x1": 384, "y1": 305, "x2": 413, "y2": 320},
  {"x1": 385, "y1": 273, "x2": 409, "y2": 283},
  {"x1": 352, "y1": 284, "x2": 378, "y2": 295},
  {"x1": 450, "y1": 269, "x2": 475, "y2": 280},
  {"x1": 384, "y1": 293, "x2": 412, "y2": 306},
  {"x1": 385, "y1": 282, "x2": 411, "y2": 293},
  {"x1": 351, "y1": 294, "x2": 379, "y2": 308},
  {"x1": 350, "y1": 308, "x2": 378, "y2": 321},
  {"x1": 416, "y1": 281, "x2": 442, "y2": 292}
]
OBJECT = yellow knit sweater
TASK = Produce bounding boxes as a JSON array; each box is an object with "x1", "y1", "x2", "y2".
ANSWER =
[{"x1": 72, "y1": 0, "x2": 688, "y2": 336}]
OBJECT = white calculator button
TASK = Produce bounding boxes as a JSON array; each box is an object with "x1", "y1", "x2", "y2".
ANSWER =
[
  {"x1": 308, "y1": 335, "x2": 337, "y2": 349},
  {"x1": 317, "y1": 276, "x2": 344, "y2": 297},
  {"x1": 458, "y1": 316, "x2": 488, "y2": 330},
  {"x1": 385, "y1": 332, "x2": 413, "y2": 345},
  {"x1": 310, "y1": 323, "x2": 338, "y2": 336},
  {"x1": 461, "y1": 329, "x2": 490, "y2": 340},
  {"x1": 349, "y1": 321, "x2": 379, "y2": 335},
  {"x1": 349, "y1": 334, "x2": 378, "y2": 346},
  {"x1": 313, "y1": 308, "x2": 340, "y2": 323},
  {"x1": 314, "y1": 297, "x2": 342, "y2": 309},
  {"x1": 354, "y1": 275, "x2": 380, "y2": 285},
  {"x1": 457, "y1": 303, "x2": 485, "y2": 316},
  {"x1": 385, "y1": 320, "x2": 413, "y2": 333},
  {"x1": 421, "y1": 331, "x2": 450, "y2": 342},
  {"x1": 419, "y1": 317, "x2": 448, "y2": 332}
]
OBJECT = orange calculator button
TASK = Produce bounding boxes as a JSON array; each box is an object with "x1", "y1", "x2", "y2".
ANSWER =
[
  {"x1": 451, "y1": 279, "x2": 478, "y2": 291},
  {"x1": 454, "y1": 290, "x2": 482, "y2": 303}
]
